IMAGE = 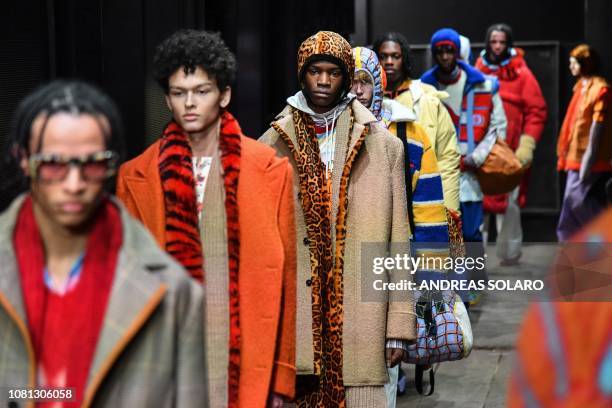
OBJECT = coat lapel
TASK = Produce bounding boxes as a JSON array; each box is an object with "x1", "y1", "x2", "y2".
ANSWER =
[
  {"x1": 0, "y1": 195, "x2": 36, "y2": 396},
  {"x1": 330, "y1": 103, "x2": 370, "y2": 246},
  {"x1": 275, "y1": 109, "x2": 300, "y2": 151},
  {"x1": 0, "y1": 249, "x2": 27, "y2": 326},
  {"x1": 0, "y1": 198, "x2": 37, "y2": 389},
  {"x1": 83, "y1": 206, "x2": 168, "y2": 407},
  {"x1": 121, "y1": 144, "x2": 166, "y2": 246},
  {"x1": 329, "y1": 106, "x2": 351, "y2": 247},
  {"x1": 0, "y1": 196, "x2": 31, "y2": 327}
]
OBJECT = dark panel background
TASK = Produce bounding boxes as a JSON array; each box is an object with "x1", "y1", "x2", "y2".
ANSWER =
[
  {"x1": 1, "y1": 0, "x2": 611, "y2": 239},
  {"x1": 0, "y1": 2, "x2": 49, "y2": 152},
  {"x1": 0, "y1": 0, "x2": 355, "y2": 155},
  {"x1": 368, "y1": 0, "x2": 585, "y2": 44}
]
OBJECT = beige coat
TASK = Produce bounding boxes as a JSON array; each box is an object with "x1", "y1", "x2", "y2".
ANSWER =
[
  {"x1": 259, "y1": 100, "x2": 415, "y2": 386},
  {"x1": 0, "y1": 196, "x2": 206, "y2": 408},
  {"x1": 396, "y1": 80, "x2": 461, "y2": 212}
]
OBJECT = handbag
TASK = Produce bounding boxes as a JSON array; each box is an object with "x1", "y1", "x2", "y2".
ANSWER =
[
  {"x1": 476, "y1": 138, "x2": 527, "y2": 195},
  {"x1": 405, "y1": 290, "x2": 473, "y2": 395}
]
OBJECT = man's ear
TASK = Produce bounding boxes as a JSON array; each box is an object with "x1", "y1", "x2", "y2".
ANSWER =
[
  {"x1": 220, "y1": 87, "x2": 232, "y2": 109},
  {"x1": 165, "y1": 94, "x2": 173, "y2": 113},
  {"x1": 17, "y1": 147, "x2": 29, "y2": 177}
]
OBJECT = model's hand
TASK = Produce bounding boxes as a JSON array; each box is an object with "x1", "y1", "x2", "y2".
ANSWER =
[
  {"x1": 386, "y1": 347, "x2": 406, "y2": 368},
  {"x1": 515, "y1": 134, "x2": 536, "y2": 166},
  {"x1": 268, "y1": 392, "x2": 284, "y2": 408}
]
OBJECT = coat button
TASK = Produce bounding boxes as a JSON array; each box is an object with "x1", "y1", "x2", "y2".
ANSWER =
[
  {"x1": 306, "y1": 279, "x2": 312, "y2": 286},
  {"x1": 303, "y1": 237, "x2": 309, "y2": 246}
]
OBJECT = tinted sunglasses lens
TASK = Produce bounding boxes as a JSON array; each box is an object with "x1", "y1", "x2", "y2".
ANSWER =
[
  {"x1": 38, "y1": 161, "x2": 69, "y2": 182},
  {"x1": 82, "y1": 159, "x2": 112, "y2": 181}
]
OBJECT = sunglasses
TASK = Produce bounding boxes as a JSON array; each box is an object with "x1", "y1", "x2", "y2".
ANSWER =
[{"x1": 28, "y1": 151, "x2": 119, "y2": 182}]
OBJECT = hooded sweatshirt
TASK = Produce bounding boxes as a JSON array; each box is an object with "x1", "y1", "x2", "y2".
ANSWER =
[{"x1": 287, "y1": 90, "x2": 354, "y2": 176}]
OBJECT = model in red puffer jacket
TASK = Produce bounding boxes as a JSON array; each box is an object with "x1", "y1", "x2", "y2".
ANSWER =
[
  {"x1": 476, "y1": 47, "x2": 547, "y2": 153},
  {"x1": 476, "y1": 23, "x2": 548, "y2": 264}
]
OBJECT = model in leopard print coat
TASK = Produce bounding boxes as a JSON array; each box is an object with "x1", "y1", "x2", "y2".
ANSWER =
[{"x1": 260, "y1": 31, "x2": 416, "y2": 407}]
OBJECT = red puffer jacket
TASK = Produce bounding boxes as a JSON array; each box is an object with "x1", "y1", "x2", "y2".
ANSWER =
[{"x1": 476, "y1": 48, "x2": 548, "y2": 213}]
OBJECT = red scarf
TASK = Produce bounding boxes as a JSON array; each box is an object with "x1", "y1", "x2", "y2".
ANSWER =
[
  {"x1": 158, "y1": 110, "x2": 242, "y2": 407},
  {"x1": 14, "y1": 196, "x2": 121, "y2": 407}
]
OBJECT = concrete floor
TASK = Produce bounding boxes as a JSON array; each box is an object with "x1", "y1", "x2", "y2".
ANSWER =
[{"x1": 397, "y1": 244, "x2": 558, "y2": 408}]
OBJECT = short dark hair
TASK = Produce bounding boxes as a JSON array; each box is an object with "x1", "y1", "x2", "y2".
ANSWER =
[
  {"x1": 0, "y1": 80, "x2": 124, "y2": 208},
  {"x1": 153, "y1": 29, "x2": 237, "y2": 94},
  {"x1": 373, "y1": 32, "x2": 413, "y2": 79}
]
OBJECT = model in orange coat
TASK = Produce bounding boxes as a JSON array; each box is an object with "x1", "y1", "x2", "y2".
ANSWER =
[{"x1": 116, "y1": 29, "x2": 296, "y2": 408}]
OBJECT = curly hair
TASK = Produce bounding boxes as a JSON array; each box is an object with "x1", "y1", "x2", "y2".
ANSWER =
[
  {"x1": 153, "y1": 29, "x2": 237, "y2": 93},
  {"x1": 373, "y1": 32, "x2": 413, "y2": 80}
]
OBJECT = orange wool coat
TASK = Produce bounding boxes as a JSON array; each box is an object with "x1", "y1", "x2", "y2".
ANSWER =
[
  {"x1": 557, "y1": 76, "x2": 612, "y2": 172},
  {"x1": 116, "y1": 136, "x2": 297, "y2": 406}
]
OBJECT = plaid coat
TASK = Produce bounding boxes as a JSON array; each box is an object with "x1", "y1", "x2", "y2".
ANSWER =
[{"x1": 0, "y1": 196, "x2": 206, "y2": 407}]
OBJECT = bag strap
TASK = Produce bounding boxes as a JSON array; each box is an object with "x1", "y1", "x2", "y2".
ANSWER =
[
  {"x1": 466, "y1": 89, "x2": 476, "y2": 154},
  {"x1": 396, "y1": 122, "x2": 416, "y2": 236},
  {"x1": 415, "y1": 365, "x2": 435, "y2": 396}
]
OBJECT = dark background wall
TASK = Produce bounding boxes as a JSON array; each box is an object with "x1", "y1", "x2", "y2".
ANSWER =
[
  {"x1": 1, "y1": 0, "x2": 611, "y2": 239},
  {"x1": 1, "y1": 2, "x2": 49, "y2": 154},
  {"x1": 368, "y1": 0, "x2": 585, "y2": 44},
  {"x1": 0, "y1": 0, "x2": 355, "y2": 153},
  {"x1": 365, "y1": 0, "x2": 611, "y2": 130}
]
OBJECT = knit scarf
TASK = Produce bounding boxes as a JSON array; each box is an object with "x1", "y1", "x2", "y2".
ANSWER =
[
  {"x1": 158, "y1": 111, "x2": 242, "y2": 407},
  {"x1": 273, "y1": 106, "x2": 367, "y2": 407},
  {"x1": 15, "y1": 196, "x2": 121, "y2": 406}
]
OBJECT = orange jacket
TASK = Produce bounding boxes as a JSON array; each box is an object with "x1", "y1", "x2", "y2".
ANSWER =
[
  {"x1": 508, "y1": 302, "x2": 612, "y2": 408},
  {"x1": 116, "y1": 136, "x2": 297, "y2": 406},
  {"x1": 557, "y1": 76, "x2": 612, "y2": 172},
  {"x1": 509, "y1": 207, "x2": 612, "y2": 407}
]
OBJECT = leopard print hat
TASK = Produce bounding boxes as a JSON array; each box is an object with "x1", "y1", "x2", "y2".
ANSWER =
[{"x1": 297, "y1": 31, "x2": 354, "y2": 96}]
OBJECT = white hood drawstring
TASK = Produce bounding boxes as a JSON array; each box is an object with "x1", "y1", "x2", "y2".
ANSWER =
[{"x1": 286, "y1": 91, "x2": 355, "y2": 174}]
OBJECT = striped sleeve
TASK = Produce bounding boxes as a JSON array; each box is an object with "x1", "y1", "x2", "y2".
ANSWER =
[
  {"x1": 407, "y1": 123, "x2": 450, "y2": 273},
  {"x1": 408, "y1": 123, "x2": 449, "y2": 244}
]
